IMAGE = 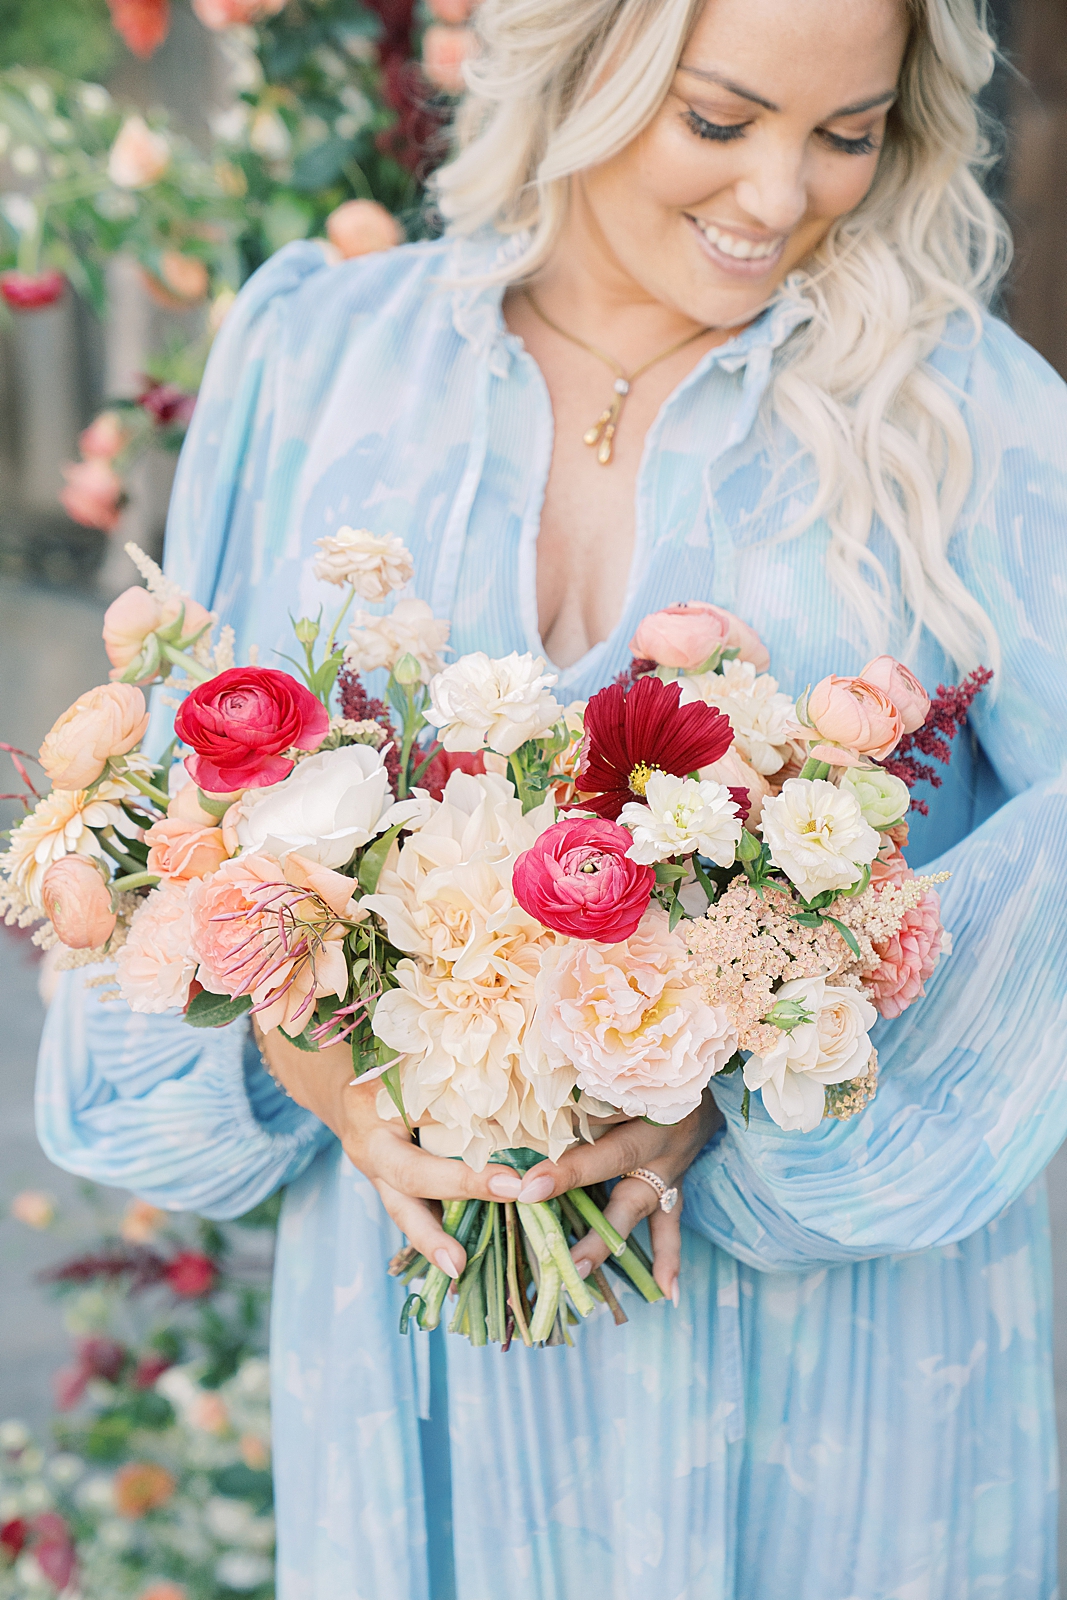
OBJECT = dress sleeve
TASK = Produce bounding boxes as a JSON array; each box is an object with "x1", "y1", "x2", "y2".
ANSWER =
[
  {"x1": 35, "y1": 243, "x2": 337, "y2": 1218},
  {"x1": 685, "y1": 319, "x2": 1067, "y2": 1271}
]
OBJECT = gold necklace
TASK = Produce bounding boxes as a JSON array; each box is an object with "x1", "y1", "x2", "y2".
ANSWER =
[{"x1": 523, "y1": 289, "x2": 713, "y2": 465}]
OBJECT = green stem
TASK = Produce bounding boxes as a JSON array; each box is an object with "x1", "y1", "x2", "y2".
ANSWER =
[
  {"x1": 527, "y1": 1260, "x2": 561, "y2": 1344},
  {"x1": 95, "y1": 831, "x2": 145, "y2": 878},
  {"x1": 114, "y1": 767, "x2": 171, "y2": 810},
  {"x1": 799, "y1": 757, "x2": 831, "y2": 781},
  {"x1": 518, "y1": 1201, "x2": 595, "y2": 1318},
  {"x1": 110, "y1": 870, "x2": 161, "y2": 893},
  {"x1": 417, "y1": 1198, "x2": 467, "y2": 1332},
  {"x1": 160, "y1": 641, "x2": 214, "y2": 684},
  {"x1": 322, "y1": 585, "x2": 356, "y2": 661},
  {"x1": 508, "y1": 750, "x2": 535, "y2": 812},
  {"x1": 504, "y1": 1202, "x2": 532, "y2": 1348},
  {"x1": 565, "y1": 1187, "x2": 664, "y2": 1304}
]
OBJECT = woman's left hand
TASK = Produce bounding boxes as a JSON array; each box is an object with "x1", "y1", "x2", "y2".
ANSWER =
[{"x1": 513, "y1": 1092, "x2": 723, "y2": 1305}]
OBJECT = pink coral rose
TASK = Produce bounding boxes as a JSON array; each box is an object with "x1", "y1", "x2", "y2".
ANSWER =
[
  {"x1": 60, "y1": 458, "x2": 124, "y2": 532},
  {"x1": 168, "y1": 781, "x2": 222, "y2": 827},
  {"x1": 41, "y1": 856, "x2": 117, "y2": 949},
  {"x1": 174, "y1": 666, "x2": 329, "y2": 792},
  {"x1": 536, "y1": 909, "x2": 737, "y2": 1121},
  {"x1": 630, "y1": 601, "x2": 770, "y2": 673},
  {"x1": 513, "y1": 816, "x2": 655, "y2": 943},
  {"x1": 422, "y1": 22, "x2": 474, "y2": 93},
  {"x1": 79, "y1": 410, "x2": 130, "y2": 460},
  {"x1": 865, "y1": 890, "x2": 945, "y2": 1018},
  {"x1": 39, "y1": 682, "x2": 149, "y2": 790},
  {"x1": 326, "y1": 199, "x2": 402, "y2": 259},
  {"x1": 144, "y1": 816, "x2": 230, "y2": 882},
  {"x1": 801, "y1": 675, "x2": 904, "y2": 766},
  {"x1": 859, "y1": 655, "x2": 931, "y2": 735},
  {"x1": 116, "y1": 882, "x2": 197, "y2": 1013}
]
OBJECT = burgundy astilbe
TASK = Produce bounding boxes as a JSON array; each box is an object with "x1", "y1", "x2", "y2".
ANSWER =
[
  {"x1": 611, "y1": 657, "x2": 657, "y2": 690},
  {"x1": 336, "y1": 664, "x2": 402, "y2": 792},
  {"x1": 883, "y1": 666, "x2": 993, "y2": 815}
]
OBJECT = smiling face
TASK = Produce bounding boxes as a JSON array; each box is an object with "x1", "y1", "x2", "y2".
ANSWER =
[{"x1": 576, "y1": 0, "x2": 911, "y2": 327}]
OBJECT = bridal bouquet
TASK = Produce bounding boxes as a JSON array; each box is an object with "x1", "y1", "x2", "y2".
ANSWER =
[{"x1": 1, "y1": 533, "x2": 988, "y2": 1349}]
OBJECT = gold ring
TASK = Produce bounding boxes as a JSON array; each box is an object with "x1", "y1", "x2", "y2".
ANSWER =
[{"x1": 623, "y1": 1168, "x2": 679, "y2": 1214}]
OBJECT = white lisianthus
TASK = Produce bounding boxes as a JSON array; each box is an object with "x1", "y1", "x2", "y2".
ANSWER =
[
  {"x1": 619, "y1": 773, "x2": 742, "y2": 866},
  {"x1": 679, "y1": 659, "x2": 796, "y2": 775},
  {"x1": 425, "y1": 652, "x2": 562, "y2": 756},
  {"x1": 838, "y1": 765, "x2": 911, "y2": 829},
  {"x1": 235, "y1": 744, "x2": 426, "y2": 870},
  {"x1": 743, "y1": 975, "x2": 877, "y2": 1132},
  {"x1": 345, "y1": 597, "x2": 450, "y2": 683},
  {"x1": 760, "y1": 778, "x2": 879, "y2": 900},
  {"x1": 313, "y1": 526, "x2": 414, "y2": 600}
]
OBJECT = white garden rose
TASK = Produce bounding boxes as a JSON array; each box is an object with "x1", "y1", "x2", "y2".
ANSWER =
[
  {"x1": 235, "y1": 744, "x2": 425, "y2": 870},
  {"x1": 425, "y1": 651, "x2": 562, "y2": 756},
  {"x1": 679, "y1": 659, "x2": 796, "y2": 775},
  {"x1": 313, "y1": 526, "x2": 414, "y2": 600},
  {"x1": 743, "y1": 975, "x2": 877, "y2": 1132},
  {"x1": 760, "y1": 778, "x2": 879, "y2": 900},
  {"x1": 619, "y1": 772, "x2": 742, "y2": 866},
  {"x1": 838, "y1": 765, "x2": 911, "y2": 829},
  {"x1": 345, "y1": 597, "x2": 450, "y2": 683}
]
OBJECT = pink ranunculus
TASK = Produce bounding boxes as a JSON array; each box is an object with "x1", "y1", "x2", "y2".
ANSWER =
[
  {"x1": 421, "y1": 22, "x2": 474, "y2": 93},
  {"x1": 39, "y1": 682, "x2": 149, "y2": 790},
  {"x1": 326, "y1": 199, "x2": 402, "y2": 259},
  {"x1": 192, "y1": 0, "x2": 284, "y2": 27},
  {"x1": 144, "y1": 816, "x2": 230, "y2": 883},
  {"x1": 41, "y1": 856, "x2": 117, "y2": 949},
  {"x1": 115, "y1": 882, "x2": 197, "y2": 1013},
  {"x1": 630, "y1": 601, "x2": 770, "y2": 673},
  {"x1": 512, "y1": 816, "x2": 655, "y2": 944},
  {"x1": 865, "y1": 890, "x2": 945, "y2": 1018},
  {"x1": 802, "y1": 675, "x2": 904, "y2": 766},
  {"x1": 859, "y1": 655, "x2": 931, "y2": 734},
  {"x1": 60, "y1": 457, "x2": 125, "y2": 532},
  {"x1": 174, "y1": 666, "x2": 329, "y2": 792},
  {"x1": 79, "y1": 410, "x2": 130, "y2": 460},
  {"x1": 536, "y1": 908, "x2": 737, "y2": 1121}
]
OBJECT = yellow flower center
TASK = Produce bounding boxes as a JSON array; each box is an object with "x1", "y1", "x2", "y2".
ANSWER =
[{"x1": 628, "y1": 761, "x2": 661, "y2": 797}]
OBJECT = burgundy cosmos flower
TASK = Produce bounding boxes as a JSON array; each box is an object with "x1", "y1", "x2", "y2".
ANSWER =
[{"x1": 577, "y1": 674, "x2": 734, "y2": 819}]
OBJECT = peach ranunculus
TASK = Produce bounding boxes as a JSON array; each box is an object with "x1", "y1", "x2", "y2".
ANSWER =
[
  {"x1": 421, "y1": 22, "x2": 474, "y2": 93},
  {"x1": 114, "y1": 1462, "x2": 176, "y2": 1518},
  {"x1": 147, "y1": 251, "x2": 210, "y2": 306},
  {"x1": 79, "y1": 410, "x2": 130, "y2": 460},
  {"x1": 144, "y1": 816, "x2": 230, "y2": 882},
  {"x1": 103, "y1": 585, "x2": 212, "y2": 679},
  {"x1": 41, "y1": 856, "x2": 117, "y2": 949},
  {"x1": 859, "y1": 655, "x2": 931, "y2": 734},
  {"x1": 192, "y1": 0, "x2": 285, "y2": 27},
  {"x1": 60, "y1": 457, "x2": 124, "y2": 532},
  {"x1": 39, "y1": 683, "x2": 149, "y2": 790},
  {"x1": 326, "y1": 199, "x2": 402, "y2": 259},
  {"x1": 798, "y1": 675, "x2": 904, "y2": 767},
  {"x1": 115, "y1": 882, "x2": 197, "y2": 1013},
  {"x1": 865, "y1": 890, "x2": 945, "y2": 1018},
  {"x1": 630, "y1": 601, "x2": 770, "y2": 673},
  {"x1": 107, "y1": 116, "x2": 171, "y2": 189}
]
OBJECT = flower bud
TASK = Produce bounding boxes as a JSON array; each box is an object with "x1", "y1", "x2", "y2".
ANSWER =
[
  {"x1": 763, "y1": 996, "x2": 815, "y2": 1033},
  {"x1": 293, "y1": 616, "x2": 321, "y2": 645},
  {"x1": 41, "y1": 856, "x2": 117, "y2": 950},
  {"x1": 393, "y1": 652, "x2": 423, "y2": 686},
  {"x1": 736, "y1": 828, "x2": 763, "y2": 862},
  {"x1": 838, "y1": 766, "x2": 911, "y2": 830}
]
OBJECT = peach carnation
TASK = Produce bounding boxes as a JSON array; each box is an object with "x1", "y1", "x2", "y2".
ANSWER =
[
  {"x1": 39, "y1": 682, "x2": 149, "y2": 790},
  {"x1": 865, "y1": 890, "x2": 945, "y2": 1018},
  {"x1": 116, "y1": 882, "x2": 197, "y2": 1013}
]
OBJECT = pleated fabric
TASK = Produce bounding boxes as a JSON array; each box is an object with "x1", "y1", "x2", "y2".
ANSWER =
[{"x1": 37, "y1": 231, "x2": 1067, "y2": 1599}]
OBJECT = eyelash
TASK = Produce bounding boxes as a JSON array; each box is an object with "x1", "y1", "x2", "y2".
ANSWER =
[{"x1": 684, "y1": 108, "x2": 878, "y2": 157}]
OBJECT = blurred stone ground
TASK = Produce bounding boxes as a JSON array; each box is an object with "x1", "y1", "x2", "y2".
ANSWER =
[{"x1": 1, "y1": 571, "x2": 1066, "y2": 1575}]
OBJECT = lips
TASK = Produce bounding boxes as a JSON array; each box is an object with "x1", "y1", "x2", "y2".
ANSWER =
[{"x1": 687, "y1": 215, "x2": 785, "y2": 277}]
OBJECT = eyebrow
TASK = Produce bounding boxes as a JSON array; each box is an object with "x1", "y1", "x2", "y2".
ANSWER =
[{"x1": 677, "y1": 66, "x2": 897, "y2": 120}]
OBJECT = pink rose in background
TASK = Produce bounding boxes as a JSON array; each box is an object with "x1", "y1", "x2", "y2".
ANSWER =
[
  {"x1": 513, "y1": 816, "x2": 655, "y2": 943},
  {"x1": 860, "y1": 655, "x2": 931, "y2": 734},
  {"x1": 79, "y1": 410, "x2": 130, "y2": 460},
  {"x1": 630, "y1": 601, "x2": 770, "y2": 673},
  {"x1": 536, "y1": 909, "x2": 737, "y2": 1121},
  {"x1": 145, "y1": 816, "x2": 230, "y2": 882},
  {"x1": 802, "y1": 674, "x2": 904, "y2": 766},
  {"x1": 865, "y1": 890, "x2": 945, "y2": 1018},
  {"x1": 60, "y1": 458, "x2": 124, "y2": 532},
  {"x1": 115, "y1": 882, "x2": 197, "y2": 1013},
  {"x1": 422, "y1": 23, "x2": 474, "y2": 93},
  {"x1": 39, "y1": 682, "x2": 149, "y2": 790},
  {"x1": 107, "y1": 116, "x2": 171, "y2": 188},
  {"x1": 41, "y1": 857, "x2": 117, "y2": 949},
  {"x1": 192, "y1": 0, "x2": 284, "y2": 27},
  {"x1": 326, "y1": 199, "x2": 402, "y2": 259}
]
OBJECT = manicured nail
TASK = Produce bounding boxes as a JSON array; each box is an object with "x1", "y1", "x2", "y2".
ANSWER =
[
  {"x1": 488, "y1": 1172, "x2": 522, "y2": 1199},
  {"x1": 670, "y1": 1278, "x2": 680, "y2": 1309},
  {"x1": 434, "y1": 1249, "x2": 460, "y2": 1279},
  {"x1": 575, "y1": 1259, "x2": 592, "y2": 1279},
  {"x1": 517, "y1": 1174, "x2": 554, "y2": 1204}
]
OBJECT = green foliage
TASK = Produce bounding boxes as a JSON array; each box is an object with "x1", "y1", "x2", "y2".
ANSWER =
[{"x1": 0, "y1": 0, "x2": 116, "y2": 80}]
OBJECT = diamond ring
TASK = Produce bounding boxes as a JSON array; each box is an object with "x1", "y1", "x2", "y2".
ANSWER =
[{"x1": 623, "y1": 1168, "x2": 679, "y2": 1214}]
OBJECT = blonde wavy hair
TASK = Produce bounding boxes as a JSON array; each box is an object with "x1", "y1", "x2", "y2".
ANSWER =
[{"x1": 432, "y1": 0, "x2": 1009, "y2": 674}]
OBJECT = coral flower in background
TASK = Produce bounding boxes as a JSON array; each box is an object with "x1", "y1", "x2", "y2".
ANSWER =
[
  {"x1": 577, "y1": 673, "x2": 734, "y2": 819},
  {"x1": 107, "y1": 0, "x2": 171, "y2": 57},
  {"x1": 60, "y1": 458, "x2": 125, "y2": 533},
  {"x1": 0, "y1": 270, "x2": 66, "y2": 311},
  {"x1": 114, "y1": 1462, "x2": 176, "y2": 1518},
  {"x1": 79, "y1": 410, "x2": 131, "y2": 460},
  {"x1": 326, "y1": 200, "x2": 403, "y2": 259},
  {"x1": 175, "y1": 666, "x2": 329, "y2": 791},
  {"x1": 421, "y1": 23, "x2": 475, "y2": 93},
  {"x1": 164, "y1": 1250, "x2": 218, "y2": 1299},
  {"x1": 107, "y1": 116, "x2": 171, "y2": 188}
]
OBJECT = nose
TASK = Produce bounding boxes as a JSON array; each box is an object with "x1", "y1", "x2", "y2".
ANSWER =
[{"x1": 734, "y1": 142, "x2": 808, "y2": 235}]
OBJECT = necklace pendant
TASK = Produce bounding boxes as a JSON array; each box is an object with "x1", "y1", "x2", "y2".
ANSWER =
[
  {"x1": 583, "y1": 389, "x2": 626, "y2": 466},
  {"x1": 583, "y1": 406, "x2": 614, "y2": 449}
]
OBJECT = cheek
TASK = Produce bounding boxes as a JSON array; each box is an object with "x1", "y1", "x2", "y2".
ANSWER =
[
  {"x1": 807, "y1": 154, "x2": 883, "y2": 224},
  {"x1": 597, "y1": 118, "x2": 737, "y2": 217}
]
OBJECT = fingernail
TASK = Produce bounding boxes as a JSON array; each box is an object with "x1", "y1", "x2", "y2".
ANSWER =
[
  {"x1": 575, "y1": 1259, "x2": 592, "y2": 1279},
  {"x1": 517, "y1": 1174, "x2": 554, "y2": 1203},
  {"x1": 488, "y1": 1173, "x2": 522, "y2": 1199},
  {"x1": 434, "y1": 1249, "x2": 460, "y2": 1279},
  {"x1": 670, "y1": 1278, "x2": 680, "y2": 1309}
]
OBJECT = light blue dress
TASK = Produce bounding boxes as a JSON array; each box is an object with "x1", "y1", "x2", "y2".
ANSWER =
[{"x1": 36, "y1": 233, "x2": 1067, "y2": 1600}]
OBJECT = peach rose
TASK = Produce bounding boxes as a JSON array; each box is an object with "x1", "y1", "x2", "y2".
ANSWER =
[
  {"x1": 145, "y1": 816, "x2": 230, "y2": 882},
  {"x1": 79, "y1": 410, "x2": 129, "y2": 460},
  {"x1": 866, "y1": 890, "x2": 945, "y2": 1018},
  {"x1": 168, "y1": 781, "x2": 221, "y2": 827},
  {"x1": 115, "y1": 882, "x2": 197, "y2": 1013},
  {"x1": 39, "y1": 683, "x2": 149, "y2": 790},
  {"x1": 800, "y1": 675, "x2": 904, "y2": 766},
  {"x1": 107, "y1": 116, "x2": 171, "y2": 189},
  {"x1": 326, "y1": 199, "x2": 402, "y2": 259},
  {"x1": 60, "y1": 458, "x2": 124, "y2": 532},
  {"x1": 103, "y1": 585, "x2": 212, "y2": 678},
  {"x1": 859, "y1": 655, "x2": 930, "y2": 735},
  {"x1": 114, "y1": 1462, "x2": 176, "y2": 1518},
  {"x1": 422, "y1": 23, "x2": 474, "y2": 92},
  {"x1": 630, "y1": 601, "x2": 770, "y2": 672},
  {"x1": 41, "y1": 856, "x2": 117, "y2": 949}
]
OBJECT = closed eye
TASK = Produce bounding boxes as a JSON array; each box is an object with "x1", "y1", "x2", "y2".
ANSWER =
[
  {"x1": 820, "y1": 129, "x2": 879, "y2": 156},
  {"x1": 685, "y1": 109, "x2": 747, "y2": 143}
]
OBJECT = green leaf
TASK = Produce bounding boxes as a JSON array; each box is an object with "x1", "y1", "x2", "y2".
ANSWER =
[
  {"x1": 281, "y1": 1020, "x2": 320, "y2": 1052},
  {"x1": 184, "y1": 991, "x2": 253, "y2": 1029},
  {"x1": 668, "y1": 892, "x2": 685, "y2": 932},
  {"x1": 357, "y1": 823, "x2": 403, "y2": 893},
  {"x1": 196, "y1": 788, "x2": 234, "y2": 820},
  {"x1": 741, "y1": 1087, "x2": 751, "y2": 1128},
  {"x1": 380, "y1": 1061, "x2": 410, "y2": 1133},
  {"x1": 653, "y1": 862, "x2": 688, "y2": 885},
  {"x1": 824, "y1": 915, "x2": 862, "y2": 958}
]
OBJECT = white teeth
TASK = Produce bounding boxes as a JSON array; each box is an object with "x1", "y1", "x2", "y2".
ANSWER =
[{"x1": 696, "y1": 220, "x2": 778, "y2": 261}]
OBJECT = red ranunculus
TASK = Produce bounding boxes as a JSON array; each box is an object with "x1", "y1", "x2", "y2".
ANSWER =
[
  {"x1": 76, "y1": 1336, "x2": 128, "y2": 1382},
  {"x1": 0, "y1": 270, "x2": 66, "y2": 311},
  {"x1": 164, "y1": 1249, "x2": 218, "y2": 1298},
  {"x1": 175, "y1": 667, "x2": 329, "y2": 792},
  {"x1": 577, "y1": 673, "x2": 734, "y2": 819},
  {"x1": 513, "y1": 816, "x2": 655, "y2": 943}
]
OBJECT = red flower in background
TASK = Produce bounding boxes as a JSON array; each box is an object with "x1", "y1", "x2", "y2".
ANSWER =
[
  {"x1": 164, "y1": 1249, "x2": 218, "y2": 1298},
  {"x1": 175, "y1": 666, "x2": 330, "y2": 792},
  {"x1": 132, "y1": 1351, "x2": 174, "y2": 1388},
  {"x1": 26, "y1": 1514, "x2": 76, "y2": 1591},
  {"x1": 0, "y1": 270, "x2": 66, "y2": 311},
  {"x1": 0, "y1": 1518, "x2": 28, "y2": 1560},
  {"x1": 577, "y1": 674, "x2": 735, "y2": 819},
  {"x1": 107, "y1": 0, "x2": 171, "y2": 56},
  {"x1": 138, "y1": 381, "x2": 197, "y2": 428}
]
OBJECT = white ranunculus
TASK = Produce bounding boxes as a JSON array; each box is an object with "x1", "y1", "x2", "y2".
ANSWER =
[
  {"x1": 679, "y1": 659, "x2": 796, "y2": 775},
  {"x1": 619, "y1": 772, "x2": 742, "y2": 866},
  {"x1": 838, "y1": 765, "x2": 911, "y2": 829},
  {"x1": 235, "y1": 744, "x2": 423, "y2": 869},
  {"x1": 743, "y1": 975, "x2": 877, "y2": 1132},
  {"x1": 345, "y1": 597, "x2": 450, "y2": 683},
  {"x1": 313, "y1": 526, "x2": 414, "y2": 600},
  {"x1": 425, "y1": 651, "x2": 562, "y2": 756},
  {"x1": 760, "y1": 777, "x2": 879, "y2": 901}
]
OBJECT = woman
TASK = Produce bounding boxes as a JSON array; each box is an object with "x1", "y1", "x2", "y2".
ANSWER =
[{"x1": 38, "y1": 0, "x2": 1067, "y2": 1594}]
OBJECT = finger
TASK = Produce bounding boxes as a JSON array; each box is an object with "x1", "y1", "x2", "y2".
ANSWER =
[
  {"x1": 374, "y1": 1182, "x2": 468, "y2": 1278},
  {"x1": 648, "y1": 1200, "x2": 682, "y2": 1303},
  {"x1": 570, "y1": 1175, "x2": 658, "y2": 1275},
  {"x1": 364, "y1": 1131, "x2": 523, "y2": 1204},
  {"x1": 515, "y1": 1125, "x2": 653, "y2": 1201}
]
